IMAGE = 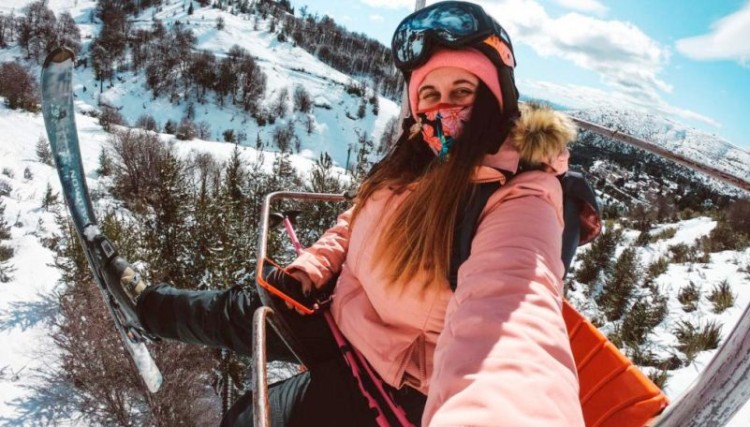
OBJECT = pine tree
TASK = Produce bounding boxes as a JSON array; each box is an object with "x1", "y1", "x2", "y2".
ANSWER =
[
  {"x1": 97, "y1": 147, "x2": 114, "y2": 177},
  {"x1": 36, "y1": 136, "x2": 53, "y2": 166},
  {"x1": 142, "y1": 148, "x2": 192, "y2": 285},
  {"x1": 575, "y1": 226, "x2": 623, "y2": 288},
  {"x1": 357, "y1": 97, "x2": 366, "y2": 119},
  {"x1": 41, "y1": 183, "x2": 59, "y2": 210},
  {"x1": 620, "y1": 285, "x2": 668, "y2": 347},
  {"x1": 353, "y1": 131, "x2": 373, "y2": 185},
  {"x1": 208, "y1": 146, "x2": 253, "y2": 289},
  {"x1": 0, "y1": 198, "x2": 14, "y2": 282},
  {"x1": 309, "y1": 152, "x2": 342, "y2": 194},
  {"x1": 597, "y1": 247, "x2": 641, "y2": 321}
]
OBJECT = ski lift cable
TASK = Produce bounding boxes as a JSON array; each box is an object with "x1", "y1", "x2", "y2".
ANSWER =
[{"x1": 571, "y1": 116, "x2": 750, "y2": 193}]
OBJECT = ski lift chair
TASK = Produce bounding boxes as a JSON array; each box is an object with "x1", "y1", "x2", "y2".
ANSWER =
[{"x1": 251, "y1": 191, "x2": 673, "y2": 427}]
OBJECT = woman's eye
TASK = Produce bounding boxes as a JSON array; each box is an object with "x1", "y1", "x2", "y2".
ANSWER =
[{"x1": 454, "y1": 88, "x2": 473, "y2": 97}]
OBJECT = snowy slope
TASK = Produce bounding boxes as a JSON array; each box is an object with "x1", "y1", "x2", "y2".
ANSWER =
[
  {"x1": 0, "y1": 94, "x2": 344, "y2": 423},
  {"x1": 100, "y1": 0, "x2": 397, "y2": 168},
  {"x1": 567, "y1": 216, "x2": 750, "y2": 425}
]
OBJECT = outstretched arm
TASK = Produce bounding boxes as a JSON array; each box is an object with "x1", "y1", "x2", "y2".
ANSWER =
[{"x1": 425, "y1": 172, "x2": 583, "y2": 426}]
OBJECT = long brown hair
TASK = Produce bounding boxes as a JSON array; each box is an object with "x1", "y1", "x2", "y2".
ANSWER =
[{"x1": 353, "y1": 83, "x2": 509, "y2": 291}]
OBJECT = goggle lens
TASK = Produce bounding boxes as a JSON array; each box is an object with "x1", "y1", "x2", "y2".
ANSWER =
[{"x1": 393, "y1": 3, "x2": 484, "y2": 67}]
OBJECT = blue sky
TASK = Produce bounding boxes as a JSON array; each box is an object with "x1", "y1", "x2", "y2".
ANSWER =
[{"x1": 289, "y1": 0, "x2": 750, "y2": 149}]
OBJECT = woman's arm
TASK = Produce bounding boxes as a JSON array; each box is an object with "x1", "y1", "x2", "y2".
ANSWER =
[
  {"x1": 424, "y1": 172, "x2": 584, "y2": 426},
  {"x1": 287, "y1": 208, "x2": 353, "y2": 288}
]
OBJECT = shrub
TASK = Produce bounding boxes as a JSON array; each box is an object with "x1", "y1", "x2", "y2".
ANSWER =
[
  {"x1": 345, "y1": 81, "x2": 364, "y2": 97},
  {"x1": 707, "y1": 280, "x2": 735, "y2": 314},
  {"x1": 0, "y1": 179, "x2": 11, "y2": 197},
  {"x1": 674, "y1": 320, "x2": 722, "y2": 365},
  {"x1": 0, "y1": 62, "x2": 39, "y2": 111},
  {"x1": 164, "y1": 119, "x2": 177, "y2": 135},
  {"x1": 645, "y1": 257, "x2": 669, "y2": 285},
  {"x1": 99, "y1": 107, "x2": 128, "y2": 132},
  {"x1": 620, "y1": 290, "x2": 667, "y2": 346},
  {"x1": 726, "y1": 198, "x2": 750, "y2": 234},
  {"x1": 222, "y1": 129, "x2": 236, "y2": 143},
  {"x1": 626, "y1": 346, "x2": 662, "y2": 368},
  {"x1": 1, "y1": 168, "x2": 13, "y2": 178},
  {"x1": 677, "y1": 281, "x2": 701, "y2": 313},
  {"x1": 648, "y1": 369, "x2": 669, "y2": 390},
  {"x1": 596, "y1": 247, "x2": 640, "y2": 321},
  {"x1": 650, "y1": 227, "x2": 676, "y2": 243},
  {"x1": 668, "y1": 243, "x2": 696, "y2": 264},
  {"x1": 135, "y1": 114, "x2": 159, "y2": 132},
  {"x1": 109, "y1": 129, "x2": 168, "y2": 206},
  {"x1": 24, "y1": 167, "x2": 33, "y2": 180},
  {"x1": 175, "y1": 118, "x2": 196, "y2": 140},
  {"x1": 293, "y1": 85, "x2": 312, "y2": 114},
  {"x1": 705, "y1": 221, "x2": 750, "y2": 252},
  {"x1": 634, "y1": 230, "x2": 650, "y2": 247}
]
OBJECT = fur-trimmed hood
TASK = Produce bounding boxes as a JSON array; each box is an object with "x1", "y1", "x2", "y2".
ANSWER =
[{"x1": 512, "y1": 103, "x2": 577, "y2": 170}]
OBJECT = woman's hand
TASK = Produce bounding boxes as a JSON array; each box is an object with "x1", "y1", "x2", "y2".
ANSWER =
[
  {"x1": 264, "y1": 268, "x2": 315, "y2": 314},
  {"x1": 284, "y1": 270, "x2": 314, "y2": 314}
]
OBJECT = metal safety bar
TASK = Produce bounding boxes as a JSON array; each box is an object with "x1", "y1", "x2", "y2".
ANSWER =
[
  {"x1": 252, "y1": 306, "x2": 313, "y2": 427},
  {"x1": 252, "y1": 191, "x2": 351, "y2": 427},
  {"x1": 255, "y1": 191, "x2": 349, "y2": 286}
]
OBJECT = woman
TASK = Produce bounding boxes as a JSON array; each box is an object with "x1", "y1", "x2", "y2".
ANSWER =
[{"x1": 118, "y1": 1, "x2": 584, "y2": 425}]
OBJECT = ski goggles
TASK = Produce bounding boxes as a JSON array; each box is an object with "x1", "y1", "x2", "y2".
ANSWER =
[{"x1": 392, "y1": 1, "x2": 515, "y2": 72}]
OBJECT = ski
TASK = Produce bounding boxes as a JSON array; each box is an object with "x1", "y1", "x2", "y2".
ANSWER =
[{"x1": 41, "y1": 47, "x2": 162, "y2": 393}]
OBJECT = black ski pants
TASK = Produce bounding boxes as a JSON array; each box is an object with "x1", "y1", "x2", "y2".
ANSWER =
[{"x1": 136, "y1": 280, "x2": 426, "y2": 426}]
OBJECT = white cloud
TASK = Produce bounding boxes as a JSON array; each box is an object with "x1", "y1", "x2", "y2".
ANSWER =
[
  {"x1": 370, "y1": 14, "x2": 385, "y2": 22},
  {"x1": 552, "y1": 0, "x2": 607, "y2": 16},
  {"x1": 364, "y1": 0, "x2": 717, "y2": 128},
  {"x1": 480, "y1": 0, "x2": 671, "y2": 96},
  {"x1": 676, "y1": 2, "x2": 750, "y2": 66},
  {"x1": 360, "y1": 0, "x2": 413, "y2": 9},
  {"x1": 462, "y1": 0, "x2": 703, "y2": 125}
]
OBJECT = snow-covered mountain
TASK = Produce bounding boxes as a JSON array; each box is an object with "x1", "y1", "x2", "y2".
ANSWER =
[
  {"x1": 571, "y1": 106, "x2": 750, "y2": 189},
  {"x1": 1, "y1": 0, "x2": 400, "y2": 170}
]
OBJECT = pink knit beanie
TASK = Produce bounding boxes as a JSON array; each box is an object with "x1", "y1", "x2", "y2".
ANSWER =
[{"x1": 408, "y1": 48, "x2": 503, "y2": 118}]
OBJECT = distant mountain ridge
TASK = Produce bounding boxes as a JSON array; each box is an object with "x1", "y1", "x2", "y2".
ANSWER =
[{"x1": 569, "y1": 106, "x2": 750, "y2": 188}]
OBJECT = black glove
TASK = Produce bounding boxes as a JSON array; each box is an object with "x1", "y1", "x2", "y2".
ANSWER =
[{"x1": 264, "y1": 268, "x2": 315, "y2": 309}]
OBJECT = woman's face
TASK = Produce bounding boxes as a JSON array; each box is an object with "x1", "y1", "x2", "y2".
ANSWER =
[{"x1": 416, "y1": 67, "x2": 479, "y2": 111}]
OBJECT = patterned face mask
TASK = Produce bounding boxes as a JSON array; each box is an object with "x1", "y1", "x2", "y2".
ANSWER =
[{"x1": 411, "y1": 104, "x2": 473, "y2": 160}]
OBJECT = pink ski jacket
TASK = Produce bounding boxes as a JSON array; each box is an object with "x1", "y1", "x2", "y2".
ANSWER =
[{"x1": 288, "y1": 143, "x2": 584, "y2": 426}]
